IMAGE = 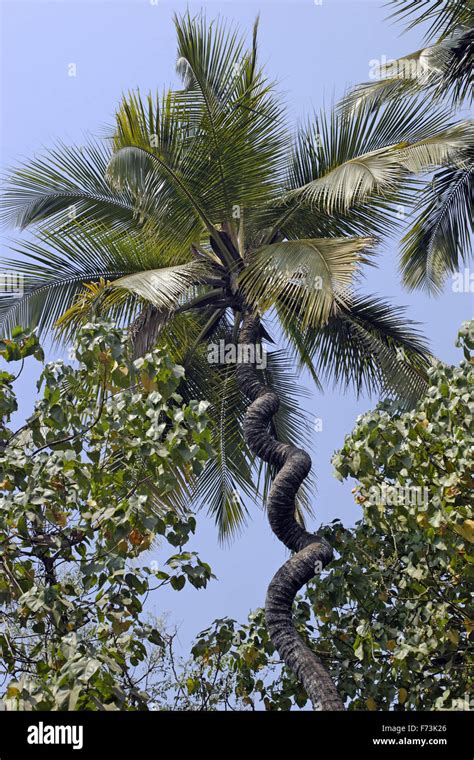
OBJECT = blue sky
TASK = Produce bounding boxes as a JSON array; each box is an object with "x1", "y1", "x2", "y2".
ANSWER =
[{"x1": 1, "y1": 0, "x2": 473, "y2": 652}]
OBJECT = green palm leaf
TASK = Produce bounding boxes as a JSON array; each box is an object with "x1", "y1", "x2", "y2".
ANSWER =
[
  {"x1": 173, "y1": 12, "x2": 288, "y2": 219},
  {"x1": 111, "y1": 262, "x2": 215, "y2": 310},
  {"x1": 277, "y1": 293, "x2": 431, "y2": 406},
  {"x1": 400, "y1": 160, "x2": 474, "y2": 292},
  {"x1": 239, "y1": 237, "x2": 374, "y2": 328},
  {"x1": 0, "y1": 140, "x2": 137, "y2": 232},
  {"x1": 152, "y1": 311, "x2": 255, "y2": 540},
  {"x1": 284, "y1": 116, "x2": 472, "y2": 213},
  {"x1": 259, "y1": 98, "x2": 470, "y2": 247},
  {"x1": 388, "y1": 0, "x2": 474, "y2": 41},
  {"x1": 0, "y1": 224, "x2": 213, "y2": 335},
  {"x1": 342, "y1": 27, "x2": 473, "y2": 110}
]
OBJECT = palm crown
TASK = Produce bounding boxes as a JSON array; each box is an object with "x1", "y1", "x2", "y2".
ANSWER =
[{"x1": 1, "y1": 12, "x2": 472, "y2": 536}]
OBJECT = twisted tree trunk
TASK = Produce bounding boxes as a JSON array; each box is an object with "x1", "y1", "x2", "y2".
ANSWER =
[{"x1": 236, "y1": 312, "x2": 344, "y2": 710}]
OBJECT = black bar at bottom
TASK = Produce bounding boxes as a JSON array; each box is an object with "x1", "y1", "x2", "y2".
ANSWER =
[{"x1": 0, "y1": 710, "x2": 469, "y2": 758}]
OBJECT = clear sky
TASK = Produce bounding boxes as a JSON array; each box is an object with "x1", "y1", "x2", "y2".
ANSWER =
[{"x1": 1, "y1": 0, "x2": 473, "y2": 653}]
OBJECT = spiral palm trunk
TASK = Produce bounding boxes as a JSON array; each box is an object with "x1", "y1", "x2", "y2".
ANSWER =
[{"x1": 236, "y1": 312, "x2": 344, "y2": 711}]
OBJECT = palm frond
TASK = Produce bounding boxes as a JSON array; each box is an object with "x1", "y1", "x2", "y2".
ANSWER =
[
  {"x1": 400, "y1": 160, "x2": 474, "y2": 292},
  {"x1": 107, "y1": 144, "x2": 215, "y2": 243},
  {"x1": 284, "y1": 110, "x2": 472, "y2": 213},
  {"x1": 277, "y1": 293, "x2": 432, "y2": 406},
  {"x1": 128, "y1": 304, "x2": 174, "y2": 358},
  {"x1": 54, "y1": 278, "x2": 138, "y2": 342},
  {"x1": 111, "y1": 262, "x2": 215, "y2": 310},
  {"x1": 152, "y1": 311, "x2": 255, "y2": 539},
  {"x1": 343, "y1": 27, "x2": 473, "y2": 109},
  {"x1": 191, "y1": 363, "x2": 255, "y2": 541},
  {"x1": 258, "y1": 99, "x2": 468, "y2": 246},
  {"x1": 1, "y1": 140, "x2": 138, "y2": 232},
  {"x1": 113, "y1": 88, "x2": 189, "y2": 170},
  {"x1": 0, "y1": 223, "x2": 206, "y2": 336},
  {"x1": 239, "y1": 237, "x2": 374, "y2": 328},
  {"x1": 388, "y1": 0, "x2": 474, "y2": 41},
  {"x1": 173, "y1": 11, "x2": 288, "y2": 224}
]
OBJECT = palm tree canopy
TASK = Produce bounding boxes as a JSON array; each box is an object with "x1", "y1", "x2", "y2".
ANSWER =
[{"x1": 1, "y1": 12, "x2": 470, "y2": 535}]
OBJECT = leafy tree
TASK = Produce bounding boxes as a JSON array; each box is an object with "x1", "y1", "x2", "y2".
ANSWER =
[
  {"x1": 171, "y1": 610, "x2": 311, "y2": 711},
  {"x1": 1, "y1": 12, "x2": 471, "y2": 708},
  {"x1": 0, "y1": 320, "x2": 214, "y2": 710},
  {"x1": 181, "y1": 320, "x2": 473, "y2": 710}
]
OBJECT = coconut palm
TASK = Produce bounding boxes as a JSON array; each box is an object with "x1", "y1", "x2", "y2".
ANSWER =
[
  {"x1": 1, "y1": 12, "x2": 472, "y2": 708},
  {"x1": 343, "y1": 0, "x2": 474, "y2": 293}
]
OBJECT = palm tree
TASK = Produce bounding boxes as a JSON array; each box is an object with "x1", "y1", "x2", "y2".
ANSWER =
[
  {"x1": 1, "y1": 12, "x2": 471, "y2": 708},
  {"x1": 343, "y1": 0, "x2": 474, "y2": 293}
]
